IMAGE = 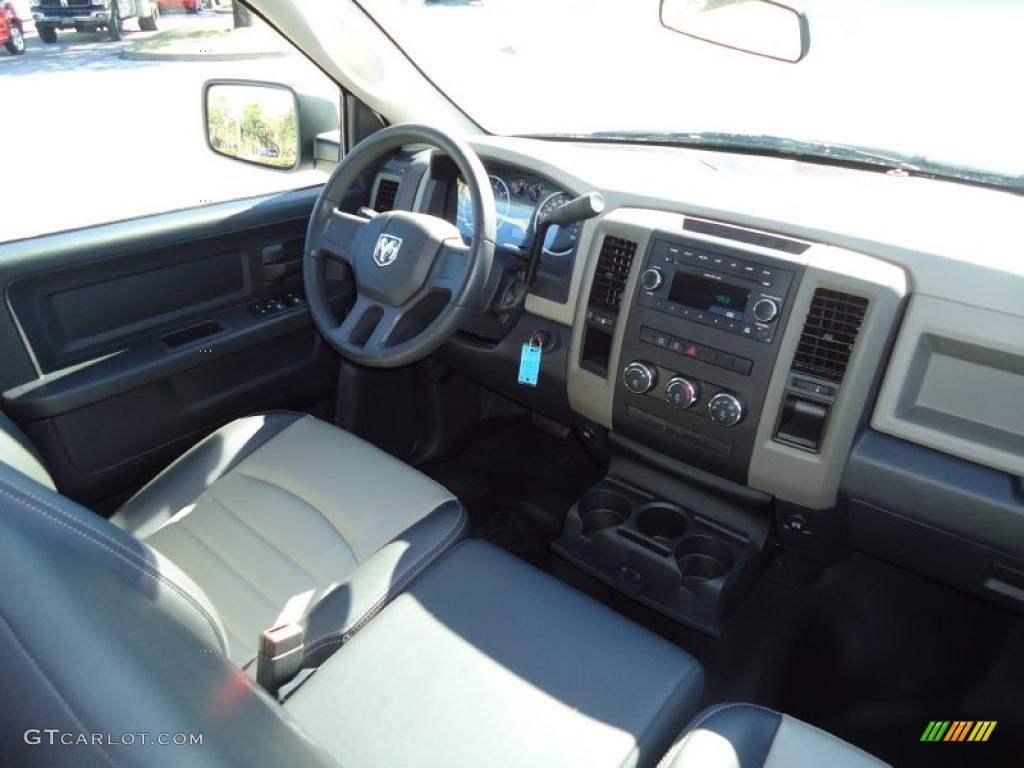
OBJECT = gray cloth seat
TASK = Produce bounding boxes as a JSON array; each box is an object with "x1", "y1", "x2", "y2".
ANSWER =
[
  {"x1": 0, "y1": 409, "x2": 468, "y2": 666},
  {"x1": 659, "y1": 703, "x2": 889, "y2": 768},
  {"x1": 285, "y1": 539, "x2": 705, "y2": 768}
]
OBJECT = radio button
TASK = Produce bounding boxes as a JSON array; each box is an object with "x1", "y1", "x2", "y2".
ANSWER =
[
  {"x1": 732, "y1": 357, "x2": 754, "y2": 375},
  {"x1": 753, "y1": 298, "x2": 780, "y2": 323},
  {"x1": 640, "y1": 267, "x2": 665, "y2": 292}
]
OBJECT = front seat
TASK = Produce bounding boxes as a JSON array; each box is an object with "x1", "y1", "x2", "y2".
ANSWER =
[
  {"x1": 0, "y1": 409, "x2": 467, "y2": 667},
  {"x1": 659, "y1": 703, "x2": 889, "y2": 767}
]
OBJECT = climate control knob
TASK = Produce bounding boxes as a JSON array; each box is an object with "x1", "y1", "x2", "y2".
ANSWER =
[
  {"x1": 665, "y1": 377, "x2": 700, "y2": 409},
  {"x1": 623, "y1": 361, "x2": 658, "y2": 394},
  {"x1": 753, "y1": 298, "x2": 779, "y2": 323},
  {"x1": 639, "y1": 268, "x2": 664, "y2": 292},
  {"x1": 708, "y1": 392, "x2": 745, "y2": 427}
]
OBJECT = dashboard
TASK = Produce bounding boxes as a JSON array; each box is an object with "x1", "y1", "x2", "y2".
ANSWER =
[
  {"x1": 369, "y1": 133, "x2": 1024, "y2": 615},
  {"x1": 454, "y1": 167, "x2": 581, "y2": 256}
]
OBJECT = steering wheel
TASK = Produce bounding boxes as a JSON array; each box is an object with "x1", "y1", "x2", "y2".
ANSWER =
[{"x1": 303, "y1": 124, "x2": 495, "y2": 367}]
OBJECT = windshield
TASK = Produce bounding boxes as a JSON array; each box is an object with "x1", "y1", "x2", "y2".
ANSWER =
[{"x1": 358, "y1": 0, "x2": 1023, "y2": 186}]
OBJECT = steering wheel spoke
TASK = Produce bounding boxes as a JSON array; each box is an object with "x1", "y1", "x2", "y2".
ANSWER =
[
  {"x1": 319, "y1": 210, "x2": 368, "y2": 265},
  {"x1": 428, "y1": 240, "x2": 473, "y2": 297},
  {"x1": 331, "y1": 295, "x2": 402, "y2": 361}
]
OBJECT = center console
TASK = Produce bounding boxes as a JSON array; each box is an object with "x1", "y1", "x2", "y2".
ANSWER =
[{"x1": 612, "y1": 234, "x2": 803, "y2": 483}]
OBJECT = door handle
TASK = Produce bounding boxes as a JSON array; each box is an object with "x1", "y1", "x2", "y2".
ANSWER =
[{"x1": 261, "y1": 241, "x2": 303, "y2": 283}]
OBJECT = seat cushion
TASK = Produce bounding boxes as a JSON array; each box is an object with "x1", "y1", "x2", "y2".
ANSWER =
[
  {"x1": 285, "y1": 539, "x2": 704, "y2": 768},
  {"x1": 113, "y1": 412, "x2": 467, "y2": 665},
  {"x1": 658, "y1": 703, "x2": 889, "y2": 768}
]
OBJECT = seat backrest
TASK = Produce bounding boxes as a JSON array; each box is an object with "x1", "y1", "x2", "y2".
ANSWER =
[
  {"x1": 0, "y1": 409, "x2": 55, "y2": 491},
  {"x1": 0, "y1": 463, "x2": 339, "y2": 768}
]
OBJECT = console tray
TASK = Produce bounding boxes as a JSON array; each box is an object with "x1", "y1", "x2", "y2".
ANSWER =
[{"x1": 552, "y1": 477, "x2": 765, "y2": 635}]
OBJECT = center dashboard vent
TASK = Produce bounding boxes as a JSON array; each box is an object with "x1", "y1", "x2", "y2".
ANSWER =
[
  {"x1": 792, "y1": 288, "x2": 869, "y2": 383},
  {"x1": 373, "y1": 178, "x2": 400, "y2": 212},
  {"x1": 588, "y1": 235, "x2": 638, "y2": 315}
]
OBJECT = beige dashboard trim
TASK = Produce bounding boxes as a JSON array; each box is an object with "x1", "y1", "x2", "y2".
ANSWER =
[
  {"x1": 567, "y1": 210, "x2": 655, "y2": 428},
  {"x1": 747, "y1": 247, "x2": 907, "y2": 509},
  {"x1": 566, "y1": 207, "x2": 907, "y2": 510}
]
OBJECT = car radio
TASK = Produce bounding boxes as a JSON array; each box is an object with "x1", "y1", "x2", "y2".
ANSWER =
[{"x1": 636, "y1": 238, "x2": 796, "y2": 344}]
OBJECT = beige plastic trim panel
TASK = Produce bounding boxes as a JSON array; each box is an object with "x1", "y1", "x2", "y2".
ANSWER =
[
  {"x1": 872, "y1": 295, "x2": 1024, "y2": 478},
  {"x1": 747, "y1": 247, "x2": 907, "y2": 509},
  {"x1": 567, "y1": 209, "x2": 655, "y2": 428}
]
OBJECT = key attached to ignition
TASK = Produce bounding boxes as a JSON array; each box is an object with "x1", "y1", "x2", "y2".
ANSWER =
[{"x1": 518, "y1": 339, "x2": 543, "y2": 388}]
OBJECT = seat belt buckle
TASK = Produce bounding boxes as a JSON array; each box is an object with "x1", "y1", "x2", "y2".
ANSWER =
[{"x1": 256, "y1": 622, "x2": 304, "y2": 697}]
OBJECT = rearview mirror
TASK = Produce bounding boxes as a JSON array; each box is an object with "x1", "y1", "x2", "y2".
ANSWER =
[
  {"x1": 204, "y1": 81, "x2": 300, "y2": 170},
  {"x1": 660, "y1": 0, "x2": 809, "y2": 63}
]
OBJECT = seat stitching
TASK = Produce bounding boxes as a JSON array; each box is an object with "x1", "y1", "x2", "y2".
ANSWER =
[
  {"x1": 656, "y1": 702, "x2": 778, "y2": 768},
  {"x1": 0, "y1": 608, "x2": 122, "y2": 768},
  {"x1": 119, "y1": 412, "x2": 308, "y2": 524},
  {"x1": 174, "y1": 521, "x2": 282, "y2": 613},
  {"x1": 0, "y1": 480, "x2": 227, "y2": 655},
  {"x1": 773, "y1": 712, "x2": 888, "y2": 764},
  {"x1": 231, "y1": 470, "x2": 359, "y2": 564},
  {"x1": 303, "y1": 504, "x2": 467, "y2": 657},
  {"x1": 214, "y1": 494, "x2": 323, "y2": 583}
]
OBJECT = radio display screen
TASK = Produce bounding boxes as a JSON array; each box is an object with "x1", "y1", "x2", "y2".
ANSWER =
[{"x1": 668, "y1": 273, "x2": 750, "y2": 321}]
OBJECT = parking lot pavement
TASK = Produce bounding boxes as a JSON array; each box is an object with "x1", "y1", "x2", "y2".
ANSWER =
[{"x1": 1, "y1": 11, "x2": 332, "y2": 243}]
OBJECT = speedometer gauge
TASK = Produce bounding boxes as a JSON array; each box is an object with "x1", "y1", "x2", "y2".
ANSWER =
[
  {"x1": 490, "y1": 175, "x2": 511, "y2": 226},
  {"x1": 537, "y1": 192, "x2": 582, "y2": 256},
  {"x1": 456, "y1": 174, "x2": 511, "y2": 237}
]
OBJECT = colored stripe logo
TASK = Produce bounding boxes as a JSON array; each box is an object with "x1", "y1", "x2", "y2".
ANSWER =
[{"x1": 921, "y1": 721, "x2": 996, "y2": 742}]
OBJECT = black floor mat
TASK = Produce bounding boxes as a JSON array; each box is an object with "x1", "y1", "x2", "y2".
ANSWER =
[
  {"x1": 422, "y1": 414, "x2": 602, "y2": 565},
  {"x1": 422, "y1": 415, "x2": 1023, "y2": 767}
]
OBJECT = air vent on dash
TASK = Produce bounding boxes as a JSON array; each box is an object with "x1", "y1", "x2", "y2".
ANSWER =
[
  {"x1": 588, "y1": 236, "x2": 638, "y2": 314},
  {"x1": 792, "y1": 288, "x2": 869, "y2": 383},
  {"x1": 373, "y1": 178, "x2": 400, "y2": 212}
]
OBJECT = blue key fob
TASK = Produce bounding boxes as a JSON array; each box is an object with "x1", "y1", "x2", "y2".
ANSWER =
[{"x1": 518, "y1": 343, "x2": 542, "y2": 387}]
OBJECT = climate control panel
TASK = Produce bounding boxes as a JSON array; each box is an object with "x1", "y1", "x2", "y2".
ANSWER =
[{"x1": 622, "y1": 359, "x2": 746, "y2": 429}]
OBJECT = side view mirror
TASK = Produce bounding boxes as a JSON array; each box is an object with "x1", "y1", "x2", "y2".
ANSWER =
[
  {"x1": 660, "y1": 0, "x2": 810, "y2": 63},
  {"x1": 203, "y1": 80, "x2": 300, "y2": 170}
]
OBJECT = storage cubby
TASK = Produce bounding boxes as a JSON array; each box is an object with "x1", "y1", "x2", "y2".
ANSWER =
[{"x1": 552, "y1": 477, "x2": 765, "y2": 635}]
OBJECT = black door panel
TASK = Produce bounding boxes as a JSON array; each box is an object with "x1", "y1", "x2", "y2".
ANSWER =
[
  {"x1": 0, "y1": 188, "x2": 347, "y2": 508},
  {"x1": 20, "y1": 328, "x2": 336, "y2": 509}
]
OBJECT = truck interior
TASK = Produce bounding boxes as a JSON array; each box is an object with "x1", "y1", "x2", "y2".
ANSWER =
[{"x1": 1, "y1": 1, "x2": 1021, "y2": 766}]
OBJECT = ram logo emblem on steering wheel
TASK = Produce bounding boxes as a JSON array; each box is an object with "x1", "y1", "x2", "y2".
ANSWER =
[{"x1": 373, "y1": 234, "x2": 402, "y2": 267}]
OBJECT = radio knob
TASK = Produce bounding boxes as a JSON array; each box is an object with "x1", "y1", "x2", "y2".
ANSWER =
[
  {"x1": 708, "y1": 392, "x2": 745, "y2": 427},
  {"x1": 640, "y1": 268, "x2": 664, "y2": 292},
  {"x1": 665, "y1": 377, "x2": 700, "y2": 409},
  {"x1": 623, "y1": 361, "x2": 658, "y2": 394},
  {"x1": 753, "y1": 298, "x2": 779, "y2": 323}
]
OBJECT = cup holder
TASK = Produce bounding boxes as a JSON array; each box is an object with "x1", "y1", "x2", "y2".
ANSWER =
[
  {"x1": 578, "y1": 490, "x2": 631, "y2": 535},
  {"x1": 676, "y1": 535, "x2": 735, "y2": 586},
  {"x1": 635, "y1": 503, "x2": 688, "y2": 541}
]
